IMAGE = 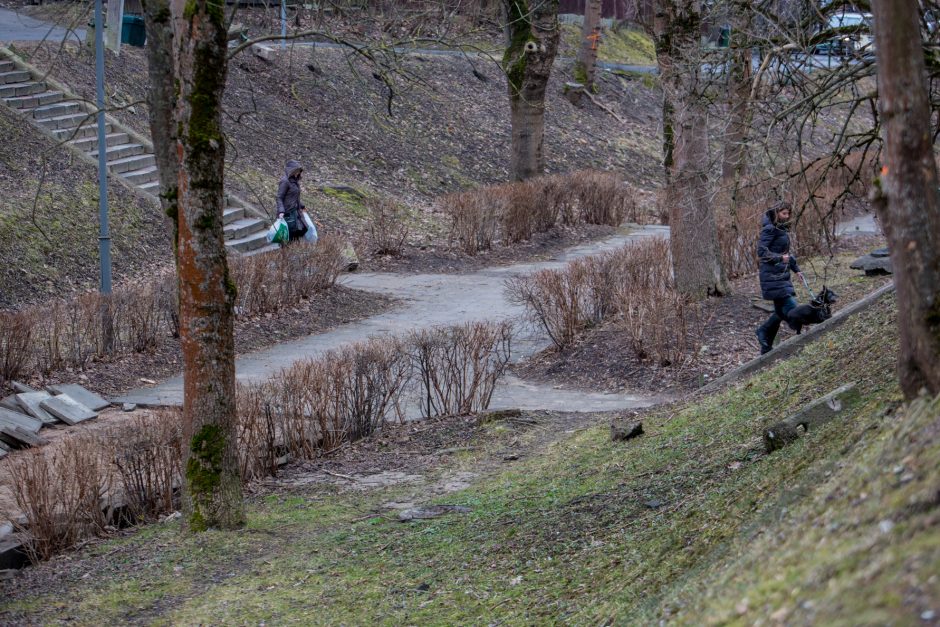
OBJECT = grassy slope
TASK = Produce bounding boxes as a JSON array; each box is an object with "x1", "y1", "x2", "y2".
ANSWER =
[
  {"x1": 0, "y1": 106, "x2": 171, "y2": 308},
  {"x1": 2, "y1": 293, "x2": 937, "y2": 625},
  {"x1": 559, "y1": 23, "x2": 657, "y2": 66}
]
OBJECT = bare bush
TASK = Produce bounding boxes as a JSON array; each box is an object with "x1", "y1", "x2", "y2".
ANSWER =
[
  {"x1": 366, "y1": 197, "x2": 410, "y2": 256},
  {"x1": 569, "y1": 170, "x2": 633, "y2": 226},
  {"x1": 107, "y1": 411, "x2": 182, "y2": 524},
  {"x1": 0, "y1": 311, "x2": 33, "y2": 387},
  {"x1": 2, "y1": 439, "x2": 111, "y2": 563},
  {"x1": 443, "y1": 190, "x2": 498, "y2": 254},
  {"x1": 444, "y1": 170, "x2": 643, "y2": 254},
  {"x1": 408, "y1": 321, "x2": 513, "y2": 417},
  {"x1": 506, "y1": 265, "x2": 592, "y2": 349},
  {"x1": 507, "y1": 237, "x2": 703, "y2": 366}
]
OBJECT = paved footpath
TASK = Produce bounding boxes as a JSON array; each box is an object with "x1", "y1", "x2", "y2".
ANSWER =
[
  {"x1": 0, "y1": 7, "x2": 85, "y2": 44},
  {"x1": 117, "y1": 225, "x2": 672, "y2": 413}
]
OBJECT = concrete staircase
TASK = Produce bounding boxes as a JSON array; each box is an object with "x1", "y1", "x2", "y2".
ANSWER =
[{"x1": 0, "y1": 51, "x2": 277, "y2": 255}]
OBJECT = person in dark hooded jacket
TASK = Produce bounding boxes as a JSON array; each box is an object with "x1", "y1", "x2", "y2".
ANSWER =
[
  {"x1": 755, "y1": 200, "x2": 805, "y2": 354},
  {"x1": 276, "y1": 159, "x2": 308, "y2": 242}
]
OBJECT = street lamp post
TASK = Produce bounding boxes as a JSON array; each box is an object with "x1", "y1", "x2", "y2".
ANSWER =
[{"x1": 94, "y1": 0, "x2": 113, "y2": 350}]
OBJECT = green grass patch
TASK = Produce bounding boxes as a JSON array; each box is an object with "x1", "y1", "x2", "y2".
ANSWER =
[
  {"x1": 3, "y1": 294, "x2": 937, "y2": 625},
  {"x1": 561, "y1": 24, "x2": 657, "y2": 66}
]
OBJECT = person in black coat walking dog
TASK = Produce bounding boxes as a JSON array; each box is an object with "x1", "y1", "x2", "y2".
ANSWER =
[
  {"x1": 276, "y1": 159, "x2": 309, "y2": 243},
  {"x1": 755, "y1": 201, "x2": 805, "y2": 354}
]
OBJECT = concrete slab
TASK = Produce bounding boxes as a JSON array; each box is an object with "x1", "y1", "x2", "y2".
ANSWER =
[
  {"x1": 14, "y1": 392, "x2": 58, "y2": 425},
  {"x1": 0, "y1": 425, "x2": 46, "y2": 448},
  {"x1": 0, "y1": 395, "x2": 20, "y2": 411},
  {"x1": 10, "y1": 381, "x2": 37, "y2": 394},
  {"x1": 40, "y1": 394, "x2": 97, "y2": 425},
  {"x1": 0, "y1": 406, "x2": 42, "y2": 434},
  {"x1": 47, "y1": 384, "x2": 110, "y2": 411}
]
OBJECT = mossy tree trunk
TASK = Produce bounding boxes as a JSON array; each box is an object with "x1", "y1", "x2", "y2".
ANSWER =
[
  {"x1": 654, "y1": 0, "x2": 729, "y2": 299},
  {"x1": 144, "y1": 0, "x2": 244, "y2": 531},
  {"x1": 871, "y1": 0, "x2": 940, "y2": 399},
  {"x1": 501, "y1": 0, "x2": 560, "y2": 181},
  {"x1": 574, "y1": 0, "x2": 602, "y2": 92}
]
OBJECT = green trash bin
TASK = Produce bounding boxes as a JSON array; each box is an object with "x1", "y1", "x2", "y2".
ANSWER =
[{"x1": 121, "y1": 14, "x2": 146, "y2": 47}]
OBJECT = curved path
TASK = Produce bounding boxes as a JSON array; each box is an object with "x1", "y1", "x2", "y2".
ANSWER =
[{"x1": 117, "y1": 224, "x2": 671, "y2": 413}]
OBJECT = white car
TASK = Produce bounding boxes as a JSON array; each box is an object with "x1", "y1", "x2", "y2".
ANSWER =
[{"x1": 816, "y1": 11, "x2": 874, "y2": 57}]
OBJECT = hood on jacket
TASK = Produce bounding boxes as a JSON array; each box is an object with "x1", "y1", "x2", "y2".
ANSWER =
[
  {"x1": 763, "y1": 208, "x2": 790, "y2": 231},
  {"x1": 284, "y1": 159, "x2": 303, "y2": 179}
]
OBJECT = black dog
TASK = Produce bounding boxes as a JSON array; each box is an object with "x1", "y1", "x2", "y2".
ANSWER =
[{"x1": 787, "y1": 286, "x2": 838, "y2": 334}]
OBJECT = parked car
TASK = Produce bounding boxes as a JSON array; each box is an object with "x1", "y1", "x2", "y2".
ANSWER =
[{"x1": 814, "y1": 11, "x2": 874, "y2": 57}]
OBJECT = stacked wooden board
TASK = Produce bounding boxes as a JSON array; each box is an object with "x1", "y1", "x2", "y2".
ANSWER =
[{"x1": 0, "y1": 382, "x2": 110, "y2": 458}]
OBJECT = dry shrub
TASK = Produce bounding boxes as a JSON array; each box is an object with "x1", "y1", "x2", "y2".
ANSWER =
[
  {"x1": 228, "y1": 234, "x2": 345, "y2": 316},
  {"x1": 506, "y1": 265, "x2": 593, "y2": 350},
  {"x1": 2, "y1": 438, "x2": 111, "y2": 563},
  {"x1": 444, "y1": 170, "x2": 643, "y2": 254},
  {"x1": 366, "y1": 197, "x2": 410, "y2": 256},
  {"x1": 442, "y1": 190, "x2": 498, "y2": 255},
  {"x1": 507, "y1": 238, "x2": 702, "y2": 365},
  {"x1": 0, "y1": 311, "x2": 33, "y2": 387},
  {"x1": 106, "y1": 411, "x2": 182, "y2": 524},
  {"x1": 407, "y1": 320, "x2": 513, "y2": 418},
  {"x1": 568, "y1": 170, "x2": 633, "y2": 226},
  {"x1": 237, "y1": 335, "x2": 410, "y2": 474}
]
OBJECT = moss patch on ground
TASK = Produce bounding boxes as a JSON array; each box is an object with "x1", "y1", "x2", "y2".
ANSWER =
[
  {"x1": 560, "y1": 24, "x2": 657, "y2": 66},
  {"x1": 2, "y1": 295, "x2": 937, "y2": 625}
]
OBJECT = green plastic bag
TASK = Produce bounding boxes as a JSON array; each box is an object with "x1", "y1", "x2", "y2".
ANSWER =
[{"x1": 266, "y1": 217, "x2": 289, "y2": 245}]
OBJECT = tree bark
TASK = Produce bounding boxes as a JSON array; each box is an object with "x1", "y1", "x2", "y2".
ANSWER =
[
  {"x1": 502, "y1": 0, "x2": 560, "y2": 181},
  {"x1": 655, "y1": 0, "x2": 729, "y2": 298},
  {"x1": 141, "y1": 0, "x2": 180, "y2": 246},
  {"x1": 574, "y1": 0, "x2": 602, "y2": 92},
  {"x1": 170, "y1": 0, "x2": 244, "y2": 530},
  {"x1": 871, "y1": 0, "x2": 940, "y2": 399}
]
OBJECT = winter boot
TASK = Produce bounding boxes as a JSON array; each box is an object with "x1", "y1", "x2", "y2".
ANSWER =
[{"x1": 755, "y1": 326, "x2": 774, "y2": 355}]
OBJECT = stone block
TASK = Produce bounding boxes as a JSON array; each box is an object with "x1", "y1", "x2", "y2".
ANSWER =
[
  {"x1": 39, "y1": 395, "x2": 97, "y2": 425},
  {"x1": 0, "y1": 396, "x2": 20, "y2": 411},
  {"x1": 611, "y1": 420, "x2": 643, "y2": 441},
  {"x1": 0, "y1": 425, "x2": 47, "y2": 448},
  {"x1": 47, "y1": 384, "x2": 110, "y2": 411},
  {"x1": 10, "y1": 381, "x2": 37, "y2": 394},
  {"x1": 14, "y1": 392, "x2": 58, "y2": 425},
  {"x1": 850, "y1": 252, "x2": 893, "y2": 276},
  {"x1": 763, "y1": 383, "x2": 860, "y2": 453},
  {"x1": 0, "y1": 406, "x2": 42, "y2": 434}
]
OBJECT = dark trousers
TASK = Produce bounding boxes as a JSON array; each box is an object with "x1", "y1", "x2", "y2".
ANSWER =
[{"x1": 758, "y1": 296, "x2": 798, "y2": 345}]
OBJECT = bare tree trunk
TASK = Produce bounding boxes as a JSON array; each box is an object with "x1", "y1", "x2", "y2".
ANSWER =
[
  {"x1": 141, "y1": 0, "x2": 180, "y2": 245},
  {"x1": 871, "y1": 0, "x2": 940, "y2": 399},
  {"x1": 574, "y1": 0, "x2": 602, "y2": 91},
  {"x1": 655, "y1": 0, "x2": 729, "y2": 298},
  {"x1": 502, "y1": 0, "x2": 560, "y2": 181},
  {"x1": 171, "y1": 0, "x2": 244, "y2": 530}
]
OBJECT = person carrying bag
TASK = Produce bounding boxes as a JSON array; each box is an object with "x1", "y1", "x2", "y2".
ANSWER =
[{"x1": 276, "y1": 159, "x2": 315, "y2": 245}]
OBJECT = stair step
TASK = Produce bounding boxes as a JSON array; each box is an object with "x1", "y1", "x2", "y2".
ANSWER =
[
  {"x1": 223, "y1": 207, "x2": 245, "y2": 225},
  {"x1": 138, "y1": 180, "x2": 161, "y2": 195},
  {"x1": 96, "y1": 143, "x2": 146, "y2": 162},
  {"x1": 122, "y1": 165, "x2": 159, "y2": 185},
  {"x1": 0, "y1": 81, "x2": 44, "y2": 98},
  {"x1": 52, "y1": 122, "x2": 113, "y2": 141},
  {"x1": 223, "y1": 217, "x2": 265, "y2": 240},
  {"x1": 0, "y1": 60, "x2": 14, "y2": 72},
  {"x1": 243, "y1": 243, "x2": 282, "y2": 257},
  {"x1": 108, "y1": 153, "x2": 155, "y2": 174},
  {"x1": 38, "y1": 112, "x2": 97, "y2": 131},
  {"x1": 226, "y1": 230, "x2": 270, "y2": 253},
  {"x1": 0, "y1": 70, "x2": 31, "y2": 84},
  {"x1": 30, "y1": 101, "x2": 79, "y2": 120},
  {"x1": 6, "y1": 90, "x2": 63, "y2": 110},
  {"x1": 69, "y1": 132, "x2": 129, "y2": 151}
]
